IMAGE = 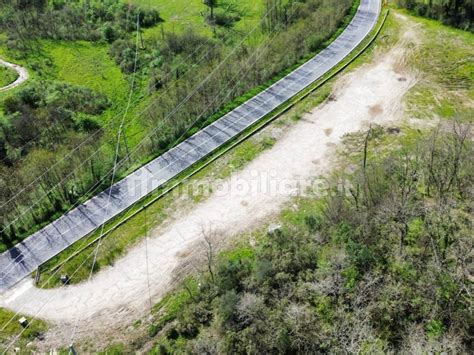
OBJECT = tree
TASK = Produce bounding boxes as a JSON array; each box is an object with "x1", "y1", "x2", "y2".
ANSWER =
[
  {"x1": 102, "y1": 25, "x2": 116, "y2": 43},
  {"x1": 203, "y1": 0, "x2": 217, "y2": 20}
]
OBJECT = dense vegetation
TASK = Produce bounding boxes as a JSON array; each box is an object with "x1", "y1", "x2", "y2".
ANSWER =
[
  {"x1": 0, "y1": 65, "x2": 18, "y2": 87},
  {"x1": 0, "y1": 81, "x2": 109, "y2": 164},
  {"x1": 0, "y1": 0, "x2": 355, "y2": 251},
  {"x1": 146, "y1": 125, "x2": 473, "y2": 353},
  {"x1": 0, "y1": 0, "x2": 161, "y2": 47},
  {"x1": 397, "y1": 0, "x2": 473, "y2": 31}
]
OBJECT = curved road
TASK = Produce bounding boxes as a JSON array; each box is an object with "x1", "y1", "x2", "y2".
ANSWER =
[
  {"x1": 0, "y1": 0, "x2": 381, "y2": 293},
  {"x1": 0, "y1": 58, "x2": 28, "y2": 92}
]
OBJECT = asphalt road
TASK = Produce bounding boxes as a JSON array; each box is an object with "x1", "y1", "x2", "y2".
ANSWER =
[{"x1": 0, "y1": 0, "x2": 381, "y2": 293}]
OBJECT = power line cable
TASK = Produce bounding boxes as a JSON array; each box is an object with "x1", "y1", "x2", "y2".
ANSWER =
[
  {"x1": 1, "y1": 2, "x2": 291, "y2": 349},
  {"x1": 67, "y1": 11, "x2": 142, "y2": 351},
  {"x1": 0, "y1": 0, "x2": 271, "y2": 236},
  {"x1": 0, "y1": 0, "x2": 300, "y2": 277}
]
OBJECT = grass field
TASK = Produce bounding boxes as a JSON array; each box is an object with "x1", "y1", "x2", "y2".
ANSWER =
[
  {"x1": 44, "y1": 41, "x2": 129, "y2": 106},
  {"x1": 400, "y1": 10, "x2": 474, "y2": 121},
  {"x1": 131, "y1": 0, "x2": 266, "y2": 43}
]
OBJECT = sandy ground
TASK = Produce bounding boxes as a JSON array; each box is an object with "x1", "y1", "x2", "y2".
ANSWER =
[
  {"x1": 0, "y1": 58, "x2": 29, "y2": 92},
  {"x1": 1, "y1": 23, "x2": 418, "y2": 348}
]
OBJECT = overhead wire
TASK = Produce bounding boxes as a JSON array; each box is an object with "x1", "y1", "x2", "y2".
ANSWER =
[
  {"x1": 1, "y1": 4, "x2": 289, "y2": 350},
  {"x1": 0, "y1": 0, "x2": 301, "y2": 279},
  {"x1": 67, "y1": 12, "x2": 143, "y2": 351},
  {"x1": 0, "y1": 0, "x2": 228, "y2": 203},
  {"x1": 0, "y1": 1, "x2": 265, "y2": 239}
]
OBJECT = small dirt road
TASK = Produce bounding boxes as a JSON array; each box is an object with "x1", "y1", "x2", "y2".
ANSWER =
[{"x1": 0, "y1": 58, "x2": 28, "y2": 92}]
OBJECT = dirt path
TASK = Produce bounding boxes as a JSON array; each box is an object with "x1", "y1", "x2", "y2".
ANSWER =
[
  {"x1": 0, "y1": 20, "x2": 418, "y2": 348},
  {"x1": 0, "y1": 58, "x2": 28, "y2": 92}
]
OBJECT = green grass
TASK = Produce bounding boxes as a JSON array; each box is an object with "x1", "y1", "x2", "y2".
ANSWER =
[
  {"x1": 0, "y1": 308, "x2": 48, "y2": 352},
  {"x1": 44, "y1": 41, "x2": 128, "y2": 102},
  {"x1": 153, "y1": 279, "x2": 197, "y2": 321},
  {"x1": 130, "y1": 0, "x2": 265, "y2": 43},
  {"x1": 399, "y1": 10, "x2": 474, "y2": 121},
  {"x1": 0, "y1": 65, "x2": 18, "y2": 87},
  {"x1": 43, "y1": 40, "x2": 131, "y2": 122},
  {"x1": 216, "y1": 137, "x2": 275, "y2": 179}
]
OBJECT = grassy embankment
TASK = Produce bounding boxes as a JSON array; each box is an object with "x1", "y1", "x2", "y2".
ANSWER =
[
  {"x1": 0, "y1": 308, "x2": 48, "y2": 352},
  {"x1": 96, "y1": 9, "x2": 472, "y2": 354},
  {"x1": 35, "y1": 0, "x2": 364, "y2": 288}
]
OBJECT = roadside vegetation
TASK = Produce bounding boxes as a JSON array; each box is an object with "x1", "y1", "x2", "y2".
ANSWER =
[
  {"x1": 0, "y1": 307, "x2": 48, "y2": 352},
  {"x1": 0, "y1": 65, "x2": 17, "y2": 87},
  {"x1": 0, "y1": 0, "x2": 356, "y2": 251},
  {"x1": 396, "y1": 0, "x2": 473, "y2": 31}
]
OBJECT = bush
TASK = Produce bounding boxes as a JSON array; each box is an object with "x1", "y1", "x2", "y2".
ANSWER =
[
  {"x1": 0, "y1": 81, "x2": 108, "y2": 158},
  {"x1": 102, "y1": 25, "x2": 117, "y2": 43},
  {"x1": 0, "y1": 1, "x2": 163, "y2": 42},
  {"x1": 75, "y1": 114, "x2": 102, "y2": 132},
  {"x1": 213, "y1": 11, "x2": 240, "y2": 27},
  {"x1": 109, "y1": 39, "x2": 140, "y2": 73}
]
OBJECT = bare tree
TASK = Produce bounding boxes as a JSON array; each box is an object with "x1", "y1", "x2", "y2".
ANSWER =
[{"x1": 201, "y1": 226, "x2": 216, "y2": 283}]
